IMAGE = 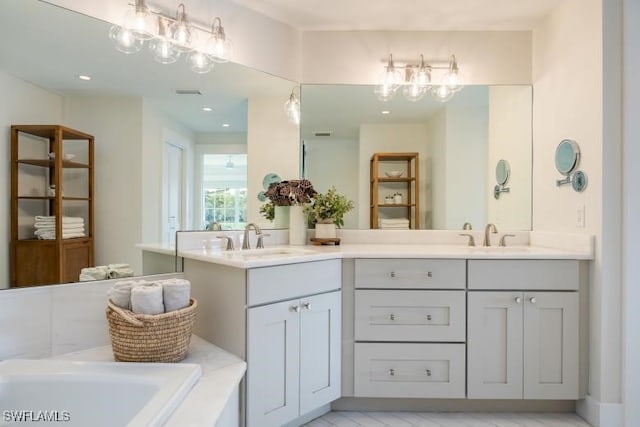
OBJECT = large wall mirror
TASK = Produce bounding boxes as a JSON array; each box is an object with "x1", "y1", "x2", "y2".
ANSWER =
[
  {"x1": 0, "y1": 0, "x2": 296, "y2": 289},
  {"x1": 301, "y1": 84, "x2": 532, "y2": 230}
]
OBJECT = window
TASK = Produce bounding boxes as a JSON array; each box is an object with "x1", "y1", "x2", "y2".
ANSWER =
[{"x1": 201, "y1": 154, "x2": 247, "y2": 230}]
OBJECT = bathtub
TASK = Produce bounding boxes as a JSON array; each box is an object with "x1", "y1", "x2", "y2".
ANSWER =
[{"x1": 0, "y1": 359, "x2": 201, "y2": 427}]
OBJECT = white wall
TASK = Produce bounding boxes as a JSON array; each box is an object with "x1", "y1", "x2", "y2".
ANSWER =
[
  {"x1": 532, "y1": 1, "x2": 624, "y2": 425},
  {"x1": 246, "y1": 98, "x2": 300, "y2": 226},
  {"x1": 358, "y1": 124, "x2": 428, "y2": 229},
  {"x1": 427, "y1": 109, "x2": 446, "y2": 229},
  {"x1": 301, "y1": 31, "x2": 532, "y2": 85},
  {"x1": 64, "y1": 95, "x2": 144, "y2": 275},
  {"x1": 487, "y1": 86, "x2": 533, "y2": 230},
  {"x1": 0, "y1": 71, "x2": 64, "y2": 289},
  {"x1": 303, "y1": 138, "x2": 359, "y2": 229}
]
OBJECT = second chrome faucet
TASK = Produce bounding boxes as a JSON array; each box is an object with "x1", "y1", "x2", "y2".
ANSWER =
[{"x1": 483, "y1": 223, "x2": 498, "y2": 247}]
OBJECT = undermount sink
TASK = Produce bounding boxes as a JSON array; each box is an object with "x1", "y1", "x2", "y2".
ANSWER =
[{"x1": 221, "y1": 247, "x2": 316, "y2": 260}]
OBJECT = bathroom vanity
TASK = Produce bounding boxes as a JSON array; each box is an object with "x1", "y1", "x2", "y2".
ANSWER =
[{"x1": 180, "y1": 233, "x2": 591, "y2": 427}]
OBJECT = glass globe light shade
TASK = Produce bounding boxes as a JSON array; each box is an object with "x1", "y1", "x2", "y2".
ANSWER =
[
  {"x1": 122, "y1": 1, "x2": 157, "y2": 40},
  {"x1": 109, "y1": 25, "x2": 143, "y2": 54},
  {"x1": 402, "y1": 83, "x2": 427, "y2": 102},
  {"x1": 431, "y1": 84, "x2": 454, "y2": 102},
  {"x1": 374, "y1": 83, "x2": 396, "y2": 102},
  {"x1": 187, "y1": 50, "x2": 214, "y2": 73},
  {"x1": 168, "y1": 5, "x2": 194, "y2": 52},
  {"x1": 442, "y1": 55, "x2": 463, "y2": 92},
  {"x1": 149, "y1": 38, "x2": 180, "y2": 64},
  {"x1": 284, "y1": 92, "x2": 300, "y2": 125}
]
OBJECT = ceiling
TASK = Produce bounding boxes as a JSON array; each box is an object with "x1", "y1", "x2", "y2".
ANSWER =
[{"x1": 229, "y1": 0, "x2": 562, "y2": 31}]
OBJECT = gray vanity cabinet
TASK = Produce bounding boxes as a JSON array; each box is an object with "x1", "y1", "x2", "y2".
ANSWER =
[{"x1": 467, "y1": 260, "x2": 582, "y2": 400}]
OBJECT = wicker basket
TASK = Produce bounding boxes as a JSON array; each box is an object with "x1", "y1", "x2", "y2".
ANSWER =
[{"x1": 106, "y1": 298, "x2": 197, "y2": 362}]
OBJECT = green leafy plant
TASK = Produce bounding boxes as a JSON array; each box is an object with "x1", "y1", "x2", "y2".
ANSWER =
[
  {"x1": 259, "y1": 200, "x2": 275, "y2": 221},
  {"x1": 305, "y1": 186, "x2": 354, "y2": 228}
]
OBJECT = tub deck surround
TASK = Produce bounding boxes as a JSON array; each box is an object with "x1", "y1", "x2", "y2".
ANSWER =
[{"x1": 54, "y1": 336, "x2": 246, "y2": 427}]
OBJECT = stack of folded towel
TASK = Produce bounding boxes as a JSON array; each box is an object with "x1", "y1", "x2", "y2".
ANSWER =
[
  {"x1": 34, "y1": 216, "x2": 85, "y2": 239},
  {"x1": 107, "y1": 278, "x2": 191, "y2": 315},
  {"x1": 379, "y1": 218, "x2": 410, "y2": 229},
  {"x1": 79, "y1": 264, "x2": 134, "y2": 281}
]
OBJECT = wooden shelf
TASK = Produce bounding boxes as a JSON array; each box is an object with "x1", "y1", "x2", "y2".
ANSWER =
[
  {"x1": 18, "y1": 196, "x2": 91, "y2": 201},
  {"x1": 370, "y1": 152, "x2": 420, "y2": 229},
  {"x1": 18, "y1": 159, "x2": 90, "y2": 168}
]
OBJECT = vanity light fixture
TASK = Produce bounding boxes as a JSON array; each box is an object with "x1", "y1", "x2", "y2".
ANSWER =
[
  {"x1": 375, "y1": 54, "x2": 463, "y2": 103},
  {"x1": 284, "y1": 87, "x2": 301, "y2": 125},
  {"x1": 109, "y1": 1, "x2": 232, "y2": 74}
]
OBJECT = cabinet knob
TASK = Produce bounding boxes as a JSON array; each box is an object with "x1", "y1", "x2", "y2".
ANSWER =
[
  {"x1": 529, "y1": 297, "x2": 537, "y2": 304},
  {"x1": 426, "y1": 314, "x2": 432, "y2": 321},
  {"x1": 290, "y1": 305, "x2": 300, "y2": 313},
  {"x1": 302, "y1": 302, "x2": 311, "y2": 310},
  {"x1": 515, "y1": 296, "x2": 522, "y2": 304},
  {"x1": 425, "y1": 369, "x2": 432, "y2": 376},
  {"x1": 390, "y1": 271, "x2": 396, "y2": 278},
  {"x1": 388, "y1": 368, "x2": 395, "y2": 376},
  {"x1": 389, "y1": 313, "x2": 396, "y2": 321}
]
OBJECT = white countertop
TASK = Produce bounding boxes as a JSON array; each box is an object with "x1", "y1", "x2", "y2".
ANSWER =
[
  {"x1": 54, "y1": 336, "x2": 246, "y2": 427},
  {"x1": 178, "y1": 242, "x2": 593, "y2": 269},
  {"x1": 136, "y1": 242, "x2": 177, "y2": 256}
]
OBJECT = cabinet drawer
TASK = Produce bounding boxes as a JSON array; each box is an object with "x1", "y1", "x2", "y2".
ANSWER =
[
  {"x1": 247, "y1": 259, "x2": 341, "y2": 306},
  {"x1": 354, "y1": 259, "x2": 465, "y2": 289},
  {"x1": 355, "y1": 290, "x2": 465, "y2": 342},
  {"x1": 468, "y1": 260, "x2": 579, "y2": 290},
  {"x1": 354, "y1": 343, "x2": 465, "y2": 398}
]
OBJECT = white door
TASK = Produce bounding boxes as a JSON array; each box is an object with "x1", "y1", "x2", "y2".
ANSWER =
[
  {"x1": 163, "y1": 142, "x2": 183, "y2": 244},
  {"x1": 467, "y1": 291, "x2": 523, "y2": 399},
  {"x1": 247, "y1": 299, "x2": 300, "y2": 427},
  {"x1": 299, "y1": 291, "x2": 341, "y2": 414},
  {"x1": 523, "y1": 291, "x2": 579, "y2": 399}
]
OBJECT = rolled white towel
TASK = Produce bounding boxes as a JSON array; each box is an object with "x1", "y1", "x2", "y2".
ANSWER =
[
  {"x1": 161, "y1": 278, "x2": 191, "y2": 312},
  {"x1": 107, "y1": 280, "x2": 138, "y2": 309},
  {"x1": 79, "y1": 266, "x2": 108, "y2": 281},
  {"x1": 131, "y1": 283, "x2": 164, "y2": 315}
]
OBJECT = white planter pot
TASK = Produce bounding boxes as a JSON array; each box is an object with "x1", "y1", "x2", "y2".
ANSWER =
[
  {"x1": 315, "y1": 223, "x2": 336, "y2": 239},
  {"x1": 288, "y1": 205, "x2": 307, "y2": 245},
  {"x1": 273, "y1": 206, "x2": 290, "y2": 228}
]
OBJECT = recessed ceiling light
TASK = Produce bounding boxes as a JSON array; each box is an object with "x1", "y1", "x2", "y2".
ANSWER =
[
  {"x1": 77, "y1": 75, "x2": 91, "y2": 81},
  {"x1": 222, "y1": 123, "x2": 230, "y2": 128},
  {"x1": 381, "y1": 110, "x2": 391, "y2": 115},
  {"x1": 202, "y1": 107, "x2": 213, "y2": 112}
]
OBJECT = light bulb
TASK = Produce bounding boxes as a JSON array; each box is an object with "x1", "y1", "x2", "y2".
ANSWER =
[
  {"x1": 187, "y1": 50, "x2": 214, "y2": 73},
  {"x1": 431, "y1": 85, "x2": 454, "y2": 102},
  {"x1": 284, "y1": 90, "x2": 300, "y2": 125},
  {"x1": 402, "y1": 65, "x2": 428, "y2": 102},
  {"x1": 402, "y1": 83, "x2": 427, "y2": 102},
  {"x1": 443, "y1": 55, "x2": 463, "y2": 92},
  {"x1": 374, "y1": 54, "x2": 402, "y2": 102},
  {"x1": 168, "y1": 4, "x2": 194, "y2": 52},
  {"x1": 109, "y1": 25, "x2": 143, "y2": 54},
  {"x1": 149, "y1": 38, "x2": 180, "y2": 64},
  {"x1": 374, "y1": 83, "x2": 396, "y2": 102},
  {"x1": 122, "y1": 0, "x2": 157, "y2": 40},
  {"x1": 206, "y1": 17, "x2": 233, "y2": 63}
]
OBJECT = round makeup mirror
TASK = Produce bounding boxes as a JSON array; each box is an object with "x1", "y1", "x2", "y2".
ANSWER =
[
  {"x1": 495, "y1": 159, "x2": 510, "y2": 185},
  {"x1": 555, "y1": 139, "x2": 580, "y2": 176}
]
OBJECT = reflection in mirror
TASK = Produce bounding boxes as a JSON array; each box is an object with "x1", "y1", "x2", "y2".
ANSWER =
[
  {"x1": 0, "y1": 0, "x2": 295, "y2": 289},
  {"x1": 301, "y1": 84, "x2": 532, "y2": 230}
]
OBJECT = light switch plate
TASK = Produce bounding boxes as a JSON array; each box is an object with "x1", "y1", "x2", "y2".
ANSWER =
[{"x1": 576, "y1": 205, "x2": 585, "y2": 228}]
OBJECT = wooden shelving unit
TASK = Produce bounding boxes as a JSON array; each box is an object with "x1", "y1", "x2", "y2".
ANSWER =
[
  {"x1": 370, "y1": 152, "x2": 419, "y2": 229},
  {"x1": 10, "y1": 125, "x2": 94, "y2": 287}
]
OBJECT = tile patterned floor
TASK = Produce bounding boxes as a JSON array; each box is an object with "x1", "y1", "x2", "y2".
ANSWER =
[{"x1": 304, "y1": 411, "x2": 592, "y2": 427}]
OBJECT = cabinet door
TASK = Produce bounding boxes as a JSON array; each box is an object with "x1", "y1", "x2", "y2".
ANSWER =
[
  {"x1": 523, "y1": 292, "x2": 579, "y2": 399},
  {"x1": 299, "y1": 291, "x2": 341, "y2": 415},
  {"x1": 467, "y1": 292, "x2": 523, "y2": 399},
  {"x1": 247, "y1": 299, "x2": 300, "y2": 427}
]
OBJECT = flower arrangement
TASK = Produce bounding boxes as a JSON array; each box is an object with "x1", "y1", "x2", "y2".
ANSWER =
[
  {"x1": 260, "y1": 179, "x2": 316, "y2": 221},
  {"x1": 305, "y1": 186, "x2": 354, "y2": 228}
]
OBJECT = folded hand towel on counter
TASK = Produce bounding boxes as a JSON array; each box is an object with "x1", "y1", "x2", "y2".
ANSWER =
[
  {"x1": 79, "y1": 266, "x2": 108, "y2": 281},
  {"x1": 160, "y1": 278, "x2": 191, "y2": 312},
  {"x1": 107, "y1": 280, "x2": 147, "y2": 309},
  {"x1": 131, "y1": 283, "x2": 164, "y2": 315},
  {"x1": 108, "y1": 266, "x2": 134, "y2": 279}
]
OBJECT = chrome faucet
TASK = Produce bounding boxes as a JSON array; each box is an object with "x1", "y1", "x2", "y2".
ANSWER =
[
  {"x1": 242, "y1": 223, "x2": 263, "y2": 249},
  {"x1": 483, "y1": 223, "x2": 498, "y2": 247},
  {"x1": 206, "y1": 221, "x2": 222, "y2": 231}
]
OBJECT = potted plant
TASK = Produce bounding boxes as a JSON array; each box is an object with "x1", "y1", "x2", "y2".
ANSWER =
[{"x1": 306, "y1": 186, "x2": 354, "y2": 239}]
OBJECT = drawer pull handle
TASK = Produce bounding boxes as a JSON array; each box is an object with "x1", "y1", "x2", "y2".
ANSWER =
[
  {"x1": 388, "y1": 368, "x2": 395, "y2": 376},
  {"x1": 515, "y1": 296, "x2": 522, "y2": 304},
  {"x1": 389, "y1": 313, "x2": 396, "y2": 321},
  {"x1": 302, "y1": 302, "x2": 312, "y2": 310},
  {"x1": 426, "y1": 271, "x2": 433, "y2": 278},
  {"x1": 426, "y1": 314, "x2": 432, "y2": 321},
  {"x1": 529, "y1": 297, "x2": 537, "y2": 304},
  {"x1": 390, "y1": 271, "x2": 396, "y2": 278},
  {"x1": 425, "y1": 369, "x2": 432, "y2": 376},
  {"x1": 290, "y1": 305, "x2": 300, "y2": 313}
]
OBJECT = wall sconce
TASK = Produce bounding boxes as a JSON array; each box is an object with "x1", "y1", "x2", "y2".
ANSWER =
[
  {"x1": 284, "y1": 87, "x2": 301, "y2": 125},
  {"x1": 374, "y1": 54, "x2": 463, "y2": 103},
  {"x1": 109, "y1": 0, "x2": 232, "y2": 73}
]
